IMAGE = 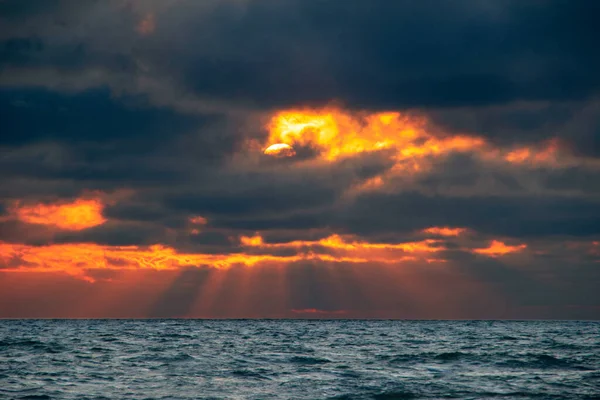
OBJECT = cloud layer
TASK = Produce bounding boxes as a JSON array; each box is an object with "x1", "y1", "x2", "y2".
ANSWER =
[{"x1": 1, "y1": 0, "x2": 599, "y2": 318}]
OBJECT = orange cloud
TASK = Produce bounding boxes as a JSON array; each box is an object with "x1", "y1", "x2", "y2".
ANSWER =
[
  {"x1": 0, "y1": 241, "x2": 303, "y2": 281},
  {"x1": 189, "y1": 216, "x2": 208, "y2": 225},
  {"x1": 504, "y1": 138, "x2": 561, "y2": 165},
  {"x1": 188, "y1": 216, "x2": 208, "y2": 235},
  {"x1": 473, "y1": 240, "x2": 527, "y2": 257},
  {"x1": 422, "y1": 226, "x2": 467, "y2": 237},
  {"x1": 10, "y1": 198, "x2": 106, "y2": 231},
  {"x1": 240, "y1": 233, "x2": 441, "y2": 252},
  {"x1": 263, "y1": 108, "x2": 576, "y2": 185},
  {"x1": 240, "y1": 233, "x2": 443, "y2": 265},
  {"x1": 240, "y1": 235, "x2": 264, "y2": 246},
  {"x1": 505, "y1": 148, "x2": 532, "y2": 163},
  {"x1": 0, "y1": 232, "x2": 448, "y2": 281},
  {"x1": 265, "y1": 108, "x2": 485, "y2": 171}
]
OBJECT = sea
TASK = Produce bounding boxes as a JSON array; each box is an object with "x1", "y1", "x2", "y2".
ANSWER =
[{"x1": 1, "y1": 320, "x2": 599, "y2": 399}]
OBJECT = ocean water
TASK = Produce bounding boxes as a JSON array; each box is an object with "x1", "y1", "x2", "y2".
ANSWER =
[{"x1": 0, "y1": 320, "x2": 599, "y2": 399}]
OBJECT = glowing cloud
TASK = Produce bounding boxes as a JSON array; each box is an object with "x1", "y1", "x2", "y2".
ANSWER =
[
  {"x1": 240, "y1": 235, "x2": 264, "y2": 246},
  {"x1": 240, "y1": 233, "x2": 442, "y2": 252},
  {"x1": 0, "y1": 241, "x2": 301, "y2": 281},
  {"x1": 189, "y1": 216, "x2": 208, "y2": 225},
  {"x1": 264, "y1": 108, "x2": 575, "y2": 181},
  {"x1": 265, "y1": 108, "x2": 486, "y2": 170},
  {"x1": 0, "y1": 233, "x2": 447, "y2": 281},
  {"x1": 504, "y1": 139, "x2": 560, "y2": 165},
  {"x1": 10, "y1": 198, "x2": 106, "y2": 231},
  {"x1": 422, "y1": 227, "x2": 467, "y2": 237},
  {"x1": 188, "y1": 216, "x2": 208, "y2": 235},
  {"x1": 473, "y1": 240, "x2": 527, "y2": 257},
  {"x1": 240, "y1": 233, "x2": 443, "y2": 265}
]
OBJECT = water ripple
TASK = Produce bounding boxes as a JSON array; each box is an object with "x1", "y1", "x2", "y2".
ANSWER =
[{"x1": 0, "y1": 320, "x2": 598, "y2": 399}]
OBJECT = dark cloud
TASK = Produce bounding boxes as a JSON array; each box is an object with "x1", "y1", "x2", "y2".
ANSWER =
[
  {"x1": 127, "y1": 0, "x2": 599, "y2": 110},
  {"x1": 212, "y1": 210, "x2": 331, "y2": 232},
  {"x1": 54, "y1": 221, "x2": 173, "y2": 247},
  {"x1": 0, "y1": 87, "x2": 209, "y2": 146},
  {"x1": 0, "y1": 149, "x2": 189, "y2": 188},
  {"x1": 160, "y1": 155, "x2": 384, "y2": 219},
  {"x1": 427, "y1": 102, "x2": 575, "y2": 145},
  {"x1": 165, "y1": 183, "x2": 337, "y2": 218},
  {"x1": 188, "y1": 231, "x2": 232, "y2": 247},
  {"x1": 543, "y1": 166, "x2": 600, "y2": 194},
  {"x1": 427, "y1": 100, "x2": 600, "y2": 157},
  {"x1": 1, "y1": 1, "x2": 599, "y2": 109},
  {"x1": 0, "y1": 1, "x2": 62, "y2": 19},
  {"x1": 343, "y1": 191, "x2": 600, "y2": 238},
  {"x1": 102, "y1": 201, "x2": 174, "y2": 224},
  {"x1": 0, "y1": 219, "x2": 56, "y2": 245}
]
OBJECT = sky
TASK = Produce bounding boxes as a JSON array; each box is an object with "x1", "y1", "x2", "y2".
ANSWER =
[{"x1": 1, "y1": 0, "x2": 599, "y2": 319}]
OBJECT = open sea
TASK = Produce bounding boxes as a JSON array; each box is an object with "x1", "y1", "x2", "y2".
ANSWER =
[{"x1": 0, "y1": 320, "x2": 599, "y2": 399}]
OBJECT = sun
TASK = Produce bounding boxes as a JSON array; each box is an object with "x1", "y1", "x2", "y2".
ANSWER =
[{"x1": 264, "y1": 143, "x2": 296, "y2": 157}]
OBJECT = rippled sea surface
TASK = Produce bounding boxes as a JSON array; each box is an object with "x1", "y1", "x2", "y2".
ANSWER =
[{"x1": 1, "y1": 320, "x2": 599, "y2": 399}]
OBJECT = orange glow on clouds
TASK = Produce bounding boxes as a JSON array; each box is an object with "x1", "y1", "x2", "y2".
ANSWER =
[
  {"x1": 504, "y1": 139, "x2": 560, "y2": 165},
  {"x1": 319, "y1": 234, "x2": 441, "y2": 253},
  {"x1": 10, "y1": 198, "x2": 106, "y2": 230},
  {"x1": 266, "y1": 109, "x2": 485, "y2": 169},
  {"x1": 263, "y1": 108, "x2": 574, "y2": 181},
  {"x1": 505, "y1": 148, "x2": 533, "y2": 163},
  {"x1": 188, "y1": 216, "x2": 208, "y2": 235},
  {"x1": 240, "y1": 235, "x2": 264, "y2": 246},
  {"x1": 240, "y1": 233, "x2": 443, "y2": 264},
  {"x1": 240, "y1": 233, "x2": 442, "y2": 253},
  {"x1": 473, "y1": 240, "x2": 527, "y2": 257},
  {"x1": 0, "y1": 233, "x2": 446, "y2": 281},
  {"x1": 422, "y1": 226, "x2": 467, "y2": 237},
  {"x1": 1, "y1": 232, "x2": 531, "y2": 282},
  {"x1": 0, "y1": 241, "x2": 301, "y2": 281},
  {"x1": 189, "y1": 216, "x2": 208, "y2": 225}
]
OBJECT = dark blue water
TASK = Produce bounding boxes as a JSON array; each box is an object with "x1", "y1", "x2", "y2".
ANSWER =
[{"x1": 1, "y1": 320, "x2": 599, "y2": 399}]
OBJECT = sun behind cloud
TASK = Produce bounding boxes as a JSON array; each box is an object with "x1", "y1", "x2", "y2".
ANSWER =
[
  {"x1": 265, "y1": 108, "x2": 486, "y2": 166},
  {"x1": 263, "y1": 143, "x2": 296, "y2": 157}
]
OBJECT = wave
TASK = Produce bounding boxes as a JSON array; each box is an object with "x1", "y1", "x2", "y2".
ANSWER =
[
  {"x1": 289, "y1": 355, "x2": 331, "y2": 364},
  {"x1": 434, "y1": 351, "x2": 466, "y2": 361},
  {"x1": 0, "y1": 339, "x2": 44, "y2": 348},
  {"x1": 0, "y1": 339, "x2": 65, "y2": 354},
  {"x1": 373, "y1": 390, "x2": 417, "y2": 399},
  {"x1": 231, "y1": 369, "x2": 270, "y2": 380},
  {"x1": 497, "y1": 353, "x2": 586, "y2": 370}
]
